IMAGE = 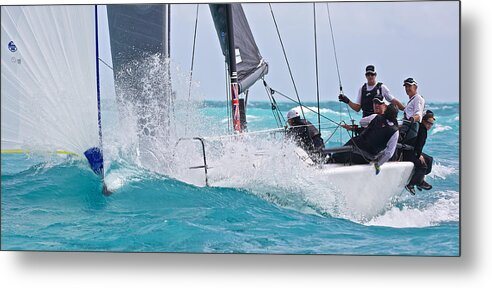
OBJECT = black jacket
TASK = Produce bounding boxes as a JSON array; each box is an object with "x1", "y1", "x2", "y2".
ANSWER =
[
  {"x1": 287, "y1": 119, "x2": 324, "y2": 152},
  {"x1": 403, "y1": 122, "x2": 427, "y2": 160}
]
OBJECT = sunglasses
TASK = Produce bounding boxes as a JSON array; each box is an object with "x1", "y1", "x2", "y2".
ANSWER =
[{"x1": 365, "y1": 73, "x2": 376, "y2": 77}]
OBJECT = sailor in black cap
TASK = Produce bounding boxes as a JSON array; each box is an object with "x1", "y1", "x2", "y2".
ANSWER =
[
  {"x1": 338, "y1": 65, "x2": 405, "y2": 117},
  {"x1": 332, "y1": 104, "x2": 400, "y2": 175},
  {"x1": 341, "y1": 94, "x2": 388, "y2": 134}
]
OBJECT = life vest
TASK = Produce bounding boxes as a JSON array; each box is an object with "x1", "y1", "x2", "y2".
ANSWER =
[
  {"x1": 361, "y1": 82, "x2": 383, "y2": 117},
  {"x1": 352, "y1": 115, "x2": 398, "y2": 155}
]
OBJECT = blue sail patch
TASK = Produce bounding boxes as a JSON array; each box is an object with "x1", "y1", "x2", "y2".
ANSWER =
[{"x1": 84, "y1": 147, "x2": 104, "y2": 176}]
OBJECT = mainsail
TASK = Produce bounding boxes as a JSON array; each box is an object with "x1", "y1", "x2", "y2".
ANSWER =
[
  {"x1": 209, "y1": 4, "x2": 268, "y2": 95},
  {"x1": 1, "y1": 5, "x2": 112, "y2": 179}
]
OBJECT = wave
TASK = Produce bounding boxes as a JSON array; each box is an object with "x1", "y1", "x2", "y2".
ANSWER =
[
  {"x1": 291, "y1": 105, "x2": 347, "y2": 116},
  {"x1": 431, "y1": 124, "x2": 452, "y2": 135},
  {"x1": 365, "y1": 190, "x2": 459, "y2": 228},
  {"x1": 428, "y1": 163, "x2": 456, "y2": 180}
]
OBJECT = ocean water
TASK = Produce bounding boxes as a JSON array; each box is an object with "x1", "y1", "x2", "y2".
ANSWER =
[{"x1": 1, "y1": 101, "x2": 459, "y2": 255}]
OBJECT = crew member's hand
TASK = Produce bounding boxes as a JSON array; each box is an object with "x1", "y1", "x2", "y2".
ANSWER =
[
  {"x1": 338, "y1": 94, "x2": 350, "y2": 104},
  {"x1": 374, "y1": 163, "x2": 381, "y2": 175},
  {"x1": 409, "y1": 116, "x2": 415, "y2": 123},
  {"x1": 419, "y1": 155, "x2": 425, "y2": 164}
]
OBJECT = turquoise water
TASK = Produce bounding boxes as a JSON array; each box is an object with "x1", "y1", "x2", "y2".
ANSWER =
[{"x1": 1, "y1": 101, "x2": 459, "y2": 255}]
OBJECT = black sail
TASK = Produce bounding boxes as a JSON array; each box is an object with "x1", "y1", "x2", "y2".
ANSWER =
[
  {"x1": 107, "y1": 4, "x2": 169, "y2": 67},
  {"x1": 210, "y1": 4, "x2": 268, "y2": 94},
  {"x1": 106, "y1": 4, "x2": 173, "y2": 151}
]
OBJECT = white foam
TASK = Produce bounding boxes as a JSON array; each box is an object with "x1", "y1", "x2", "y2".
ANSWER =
[
  {"x1": 428, "y1": 163, "x2": 456, "y2": 180},
  {"x1": 431, "y1": 124, "x2": 452, "y2": 135},
  {"x1": 365, "y1": 190, "x2": 459, "y2": 228},
  {"x1": 292, "y1": 105, "x2": 347, "y2": 116}
]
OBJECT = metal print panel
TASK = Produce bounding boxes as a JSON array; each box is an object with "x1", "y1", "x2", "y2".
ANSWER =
[{"x1": 1, "y1": 1, "x2": 460, "y2": 256}]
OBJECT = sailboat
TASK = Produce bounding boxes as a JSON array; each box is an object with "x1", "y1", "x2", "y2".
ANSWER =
[
  {"x1": 176, "y1": 3, "x2": 415, "y2": 219},
  {"x1": 1, "y1": 5, "x2": 115, "y2": 194},
  {"x1": 1, "y1": 3, "x2": 414, "y2": 219}
]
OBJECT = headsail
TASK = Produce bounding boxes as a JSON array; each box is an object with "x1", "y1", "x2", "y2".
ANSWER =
[
  {"x1": 106, "y1": 4, "x2": 173, "y2": 169},
  {"x1": 209, "y1": 4, "x2": 268, "y2": 95},
  {"x1": 1, "y1": 5, "x2": 109, "y2": 178},
  {"x1": 106, "y1": 4, "x2": 170, "y2": 70}
]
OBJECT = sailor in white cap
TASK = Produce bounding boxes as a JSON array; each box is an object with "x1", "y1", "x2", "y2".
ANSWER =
[{"x1": 286, "y1": 108, "x2": 325, "y2": 159}]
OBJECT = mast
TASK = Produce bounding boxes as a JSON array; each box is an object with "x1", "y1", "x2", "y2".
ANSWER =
[{"x1": 226, "y1": 4, "x2": 241, "y2": 133}]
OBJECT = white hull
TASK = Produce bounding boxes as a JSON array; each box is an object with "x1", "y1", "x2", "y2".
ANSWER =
[{"x1": 316, "y1": 161, "x2": 414, "y2": 220}]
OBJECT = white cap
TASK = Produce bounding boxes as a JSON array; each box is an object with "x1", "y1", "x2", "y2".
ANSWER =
[{"x1": 287, "y1": 108, "x2": 300, "y2": 120}]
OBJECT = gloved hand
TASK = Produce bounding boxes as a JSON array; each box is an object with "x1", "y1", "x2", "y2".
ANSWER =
[
  {"x1": 338, "y1": 94, "x2": 350, "y2": 104},
  {"x1": 374, "y1": 162, "x2": 381, "y2": 175},
  {"x1": 408, "y1": 116, "x2": 415, "y2": 123}
]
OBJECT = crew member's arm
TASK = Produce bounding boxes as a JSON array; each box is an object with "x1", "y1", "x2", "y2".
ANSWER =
[
  {"x1": 377, "y1": 130, "x2": 399, "y2": 166},
  {"x1": 359, "y1": 114, "x2": 377, "y2": 128},
  {"x1": 381, "y1": 85, "x2": 405, "y2": 111},
  {"x1": 391, "y1": 98, "x2": 405, "y2": 111},
  {"x1": 338, "y1": 88, "x2": 362, "y2": 112}
]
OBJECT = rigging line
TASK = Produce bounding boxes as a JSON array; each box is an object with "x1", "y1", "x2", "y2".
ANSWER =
[
  {"x1": 98, "y1": 58, "x2": 113, "y2": 70},
  {"x1": 326, "y1": 2, "x2": 352, "y2": 144},
  {"x1": 268, "y1": 3, "x2": 306, "y2": 120},
  {"x1": 263, "y1": 80, "x2": 284, "y2": 128},
  {"x1": 187, "y1": 4, "x2": 199, "y2": 102},
  {"x1": 265, "y1": 87, "x2": 281, "y2": 128},
  {"x1": 272, "y1": 89, "x2": 342, "y2": 127},
  {"x1": 326, "y1": 3, "x2": 342, "y2": 93},
  {"x1": 313, "y1": 3, "x2": 321, "y2": 134},
  {"x1": 185, "y1": 4, "x2": 199, "y2": 136}
]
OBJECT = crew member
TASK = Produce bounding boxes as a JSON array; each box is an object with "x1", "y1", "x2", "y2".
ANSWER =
[
  {"x1": 341, "y1": 94, "x2": 388, "y2": 135},
  {"x1": 404, "y1": 111, "x2": 435, "y2": 195},
  {"x1": 285, "y1": 108, "x2": 325, "y2": 157},
  {"x1": 332, "y1": 104, "x2": 400, "y2": 175},
  {"x1": 338, "y1": 65, "x2": 405, "y2": 117}
]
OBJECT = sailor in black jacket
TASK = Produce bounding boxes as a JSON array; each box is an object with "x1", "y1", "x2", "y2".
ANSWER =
[
  {"x1": 403, "y1": 111, "x2": 435, "y2": 195},
  {"x1": 285, "y1": 108, "x2": 325, "y2": 159},
  {"x1": 331, "y1": 104, "x2": 400, "y2": 174}
]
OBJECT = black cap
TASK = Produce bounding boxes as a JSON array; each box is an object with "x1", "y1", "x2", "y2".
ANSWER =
[
  {"x1": 403, "y1": 77, "x2": 418, "y2": 86},
  {"x1": 365, "y1": 65, "x2": 376, "y2": 75},
  {"x1": 372, "y1": 95, "x2": 385, "y2": 104}
]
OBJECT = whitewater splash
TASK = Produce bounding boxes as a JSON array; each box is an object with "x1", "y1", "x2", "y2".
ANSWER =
[
  {"x1": 100, "y1": 54, "x2": 457, "y2": 226},
  {"x1": 366, "y1": 190, "x2": 459, "y2": 228}
]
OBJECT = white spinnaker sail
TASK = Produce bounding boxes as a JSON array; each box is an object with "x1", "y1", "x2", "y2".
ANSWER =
[{"x1": 1, "y1": 5, "x2": 99, "y2": 156}]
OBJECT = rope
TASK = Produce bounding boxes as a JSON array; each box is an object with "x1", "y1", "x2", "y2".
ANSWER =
[
  {"x1": 263, "y1": 80, "x2": 285, "y2": 128},
  {"x1": 326, "y1": 3, "x2": 355, "y2": 144},
  {"x1": 187, "y1": 4, "x2": 199, "y2": 102},
  {"x1": 313, "y1": 3, "x2": 321, "y2": 134},
  {"x1": 185, "y1": 4, "x2": 200, "y2": 136},
  {"x1": 270, "y1": 88, "x2": 341, "y2": 127},
  {"x1": 268, "y1": 3, "x2": 306, "y2": 120}
]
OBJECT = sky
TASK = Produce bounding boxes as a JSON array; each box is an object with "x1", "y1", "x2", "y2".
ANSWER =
[{"x1": 170, "y1": 1, "x2": 460, "y2": 103}]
